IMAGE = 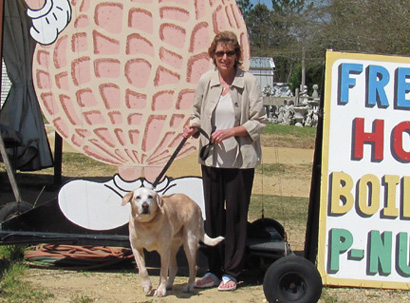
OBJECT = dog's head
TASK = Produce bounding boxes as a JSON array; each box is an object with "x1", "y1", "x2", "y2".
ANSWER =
[{"x1": 122, "y1": 187, "x2": 164, "y2": 222}]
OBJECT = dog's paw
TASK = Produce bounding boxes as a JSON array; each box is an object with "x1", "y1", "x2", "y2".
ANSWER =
[
  {"x1": 141, "y1": 281, "x2": 152, "y2": 295},
  {"x1": 183, "y1": 283, "x2": 195, "y2": 293},
  {"x1": 154, "y1": 288, "x2": 166, "y2": 297}
]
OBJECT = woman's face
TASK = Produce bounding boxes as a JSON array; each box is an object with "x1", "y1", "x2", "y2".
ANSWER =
[{"x1": 214, "y1": 42, "x2": 237, "y2": 73}]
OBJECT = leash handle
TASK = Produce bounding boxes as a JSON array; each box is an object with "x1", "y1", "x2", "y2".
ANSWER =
[{"x1": 190, "y1": 125, "x2": 214, "y2": 141}]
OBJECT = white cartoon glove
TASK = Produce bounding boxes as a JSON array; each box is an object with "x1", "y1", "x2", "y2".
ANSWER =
[{"x1": 27, "y1": 0, "x2": 72, "y2": 45}]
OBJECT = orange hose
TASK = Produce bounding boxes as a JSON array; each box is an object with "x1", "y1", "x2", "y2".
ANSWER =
[{"x1": 25, "y1": 244, "x2": 134, "y2": 270}]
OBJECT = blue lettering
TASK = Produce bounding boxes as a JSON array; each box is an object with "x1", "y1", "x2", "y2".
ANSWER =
[
  {"x1": 367, "y1": 65, "x2": 389, "y2": 108},
  {"x1": 339, "y1": 63, "x2": 363, "y2": 104},
  {"x1": 395, "y1": 67, "x2": 410, "y2": 109}
]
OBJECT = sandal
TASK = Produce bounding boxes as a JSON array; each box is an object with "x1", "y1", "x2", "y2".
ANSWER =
[
  {"x1": 218, "y1": 275, "x2": 237, "y2": 291},
  {"x1": 194, "y1": 273, "x2": 220, "y2": 289}
]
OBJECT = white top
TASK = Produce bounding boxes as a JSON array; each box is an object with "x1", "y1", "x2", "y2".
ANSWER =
[{"x1": 213, "y1": 92, "x2": 238, "y2": 167}]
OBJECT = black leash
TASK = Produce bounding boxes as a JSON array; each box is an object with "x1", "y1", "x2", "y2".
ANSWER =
[{"x1": 152, "y1": 126, "x2": 210, "y2": 189}]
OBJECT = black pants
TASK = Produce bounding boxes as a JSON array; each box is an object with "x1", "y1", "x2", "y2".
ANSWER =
[{"x1": 201, "y1": 165, "x2": 254, "y2": 279}]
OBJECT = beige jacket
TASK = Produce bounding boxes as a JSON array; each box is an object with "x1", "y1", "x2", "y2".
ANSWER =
[{"x1": 190, "y1": 67, "x2": 267, "y2": 168}]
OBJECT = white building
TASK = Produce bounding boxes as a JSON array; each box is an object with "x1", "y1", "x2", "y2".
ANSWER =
[{"x1": 249, "y1": 57, "x2": 275, "y2": 91}]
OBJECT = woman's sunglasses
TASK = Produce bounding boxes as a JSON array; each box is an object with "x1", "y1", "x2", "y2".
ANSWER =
[{"x1": 215, "y1": 50, "x2": 236, "y2": 58}]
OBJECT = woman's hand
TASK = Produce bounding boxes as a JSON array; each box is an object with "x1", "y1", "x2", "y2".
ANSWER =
[
  {"x1": 183, "y1": 125, "x2": 199, "y2": 138},
  {"x1": 211, "y1": 126, "x2": 248, "y2": 143},
  {"x1": 211, "y1": 129, "x2": 232, "y2": 143}
]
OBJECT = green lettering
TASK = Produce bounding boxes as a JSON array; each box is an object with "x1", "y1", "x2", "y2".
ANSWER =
[
  {"x1": 368, "y1": 231, "x2": 392, "y2": 275},
  {"x1": 397, "y1": 232, "x2": 410, "y2": 276},
  {"x1": 329, "y1": 229, "x2": 353, "y2": 272}
]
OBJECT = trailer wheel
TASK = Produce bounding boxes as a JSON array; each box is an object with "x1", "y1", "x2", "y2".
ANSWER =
[
  {"x1": 0, "y1": 201, "x2": 32, "y2": 222},
  {"x1": 263, "y1": 255, "x2": 322, "y2": 303}
]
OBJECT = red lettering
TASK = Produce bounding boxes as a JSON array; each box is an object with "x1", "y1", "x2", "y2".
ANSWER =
[
  {"x1": 353, "y1": 118, "x2": 384, "y2": 161},
  {"x1": 392, "y1": 121, "x2": 410, "y2": 162}
]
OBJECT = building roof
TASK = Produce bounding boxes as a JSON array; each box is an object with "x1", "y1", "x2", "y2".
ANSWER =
[{"x1": 249, "y1": 57, "x2": 275, "y2": 70}]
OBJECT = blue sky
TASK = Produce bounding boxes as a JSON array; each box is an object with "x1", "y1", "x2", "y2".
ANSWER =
[{"x1": 250, "y1": 0, "x2": 273, "y2": 9}]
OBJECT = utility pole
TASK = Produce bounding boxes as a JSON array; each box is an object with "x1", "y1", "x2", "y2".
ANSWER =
[{"x1": 301, "y1": 46, "x2": 306, "y2": 90}]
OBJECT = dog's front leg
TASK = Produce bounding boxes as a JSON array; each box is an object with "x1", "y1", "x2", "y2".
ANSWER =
[
  {"x1": 154, "y1": 248, "x2": 170, "y2": 297},
  {"x1": 132, "y1": 246, "x2": 152, "y2": 295}
]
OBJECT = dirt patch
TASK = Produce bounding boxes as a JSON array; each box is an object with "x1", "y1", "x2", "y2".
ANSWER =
[
  {"x1": 261, "y1": 134, "x2": 316, "y2": 149},
  {"x1": 253, "y1": 146, "x2": 314, "y2": 197},
  {"x1": 21, "y1": 254, "x2": 410, "y2": 303},
  {"x1": 23, "y1": 268, "x2": 267, "y2": 303}
]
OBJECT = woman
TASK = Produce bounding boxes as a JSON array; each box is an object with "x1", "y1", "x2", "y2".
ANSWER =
[{"x1": 183, "y1": 31, "x2": 267, "y2": 291}]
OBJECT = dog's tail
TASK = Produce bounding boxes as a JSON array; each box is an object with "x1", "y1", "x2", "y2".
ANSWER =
[
  {"x1": 202, "y1": 234, "x2": 224, "y2": 246},
  {"x1": 199, "y1": 213, "x2": 224, "y2": 246}
]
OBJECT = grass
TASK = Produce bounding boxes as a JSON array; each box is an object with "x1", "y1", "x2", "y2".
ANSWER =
[
  {"x1": 319, "y1": 288, "x2": 343, "y2": 303},
  {"x1": 0, "y1": 247, "x2": 97, "y2": 303},
  {"x1": 250, "y1": 194, "x2": 308, "y2": 225},
  {"x1": 262, "y1": 123, "x2": 317, "y2": 149},
  {"x1": 0, "y1": 246, "x2": 52, "y2": 302},
  {"x1": 0, "y1": 245, "x2": 25, "y2": 262},
  {"x1": 69, "y1": 294, "x2": 96, "y2": 303},
  {"x1": 263, "y1": 122, "x2": 317, "y2": 138},
  {"x1": 256, "y1": 163, "x2": 287, "y2": 175}
]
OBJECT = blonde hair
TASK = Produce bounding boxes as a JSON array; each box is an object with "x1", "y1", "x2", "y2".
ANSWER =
[{"x1": 208, "y1": 31, "x2": 242, "y2": 67}]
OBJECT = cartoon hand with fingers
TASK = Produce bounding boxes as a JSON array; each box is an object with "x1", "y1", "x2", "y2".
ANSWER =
[{"x1": 26, "y1": 0, "x2": 71, "y2": 45}]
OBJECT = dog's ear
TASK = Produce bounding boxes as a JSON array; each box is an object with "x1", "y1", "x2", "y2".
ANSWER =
[
  {"x1": 155, "y1": 193, "x2": 164, "y2": 210},
  {"x1": 122, "y1": 191, "x2": 134, "y2": 206}
]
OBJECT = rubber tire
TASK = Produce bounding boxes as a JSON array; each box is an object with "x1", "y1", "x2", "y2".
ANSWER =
[
  {"x1": 0, "y1": 201, "x2": 33, "y2": 222},
  {"x1": 263, "y1": 255, "x2": 322, "y2": 303}
]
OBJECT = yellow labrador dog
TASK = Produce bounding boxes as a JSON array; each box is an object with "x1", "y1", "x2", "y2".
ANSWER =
[{"x1": 122, "y1": 187, "x2": 223, "y2": 297}]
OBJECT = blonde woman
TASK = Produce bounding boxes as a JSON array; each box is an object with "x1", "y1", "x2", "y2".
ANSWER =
[{"x1": 183, "y1": 31, "x2": 267, "y2": 291}]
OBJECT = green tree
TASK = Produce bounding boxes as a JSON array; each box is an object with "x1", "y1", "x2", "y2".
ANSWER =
[
  {"x1": 255, "y1": 0, "x2": 316, "y2": 84},
  {"x1": 246, "y1": 3, "x2": 273, "y2": 54},
  {"x1": 314, "y1": 0, "x2": 410, "y2": 56},
  {"x1": 271, "y1": 0, "x2": 306, "y2": 14},
  {"x1": 244, "y1": 0, "x2": 410, "y2": 93},
  {"x1": 236, "y1": 0, "x2": 254, "y2": 21}
]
